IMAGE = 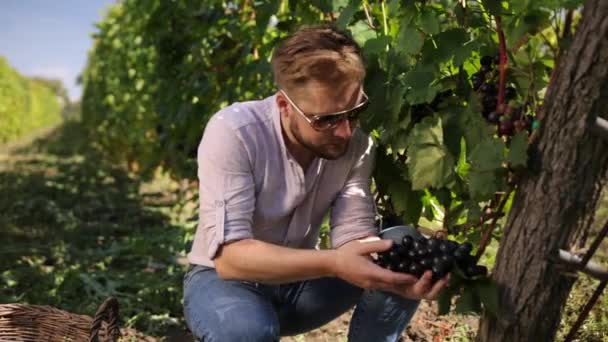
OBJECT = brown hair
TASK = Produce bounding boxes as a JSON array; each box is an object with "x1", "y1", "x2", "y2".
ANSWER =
[{"x1": 270, "y1": 24, "x2": 365, "y2": 95}]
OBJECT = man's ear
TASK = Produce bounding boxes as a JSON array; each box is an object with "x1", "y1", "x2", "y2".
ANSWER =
[{"x1": 276, "y1": 92, "x2": 290, "y2": 117}]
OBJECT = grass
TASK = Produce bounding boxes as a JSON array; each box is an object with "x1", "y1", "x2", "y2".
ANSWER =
[{"x1": 0, "y1": 121, "x2": 195, "y2": 337}]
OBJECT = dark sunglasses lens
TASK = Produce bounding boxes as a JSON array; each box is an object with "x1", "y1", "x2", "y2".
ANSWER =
[
  {"x1": 314, "y1": 114, "x2": 347, "y2": 130},
  {"x1": 313, "y1": 101, "x2": 369, "y2": 130}
]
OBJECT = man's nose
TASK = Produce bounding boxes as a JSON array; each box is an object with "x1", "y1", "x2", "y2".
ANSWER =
[{"x1": 333, "y1": 118, "x2": 353, "y2": 139}]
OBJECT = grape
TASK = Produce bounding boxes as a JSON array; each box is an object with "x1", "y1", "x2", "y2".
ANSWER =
[
  {"x1": 407, "y1": 249, "x2": 417, "y2": 259},
  {"x1": 453, "y1": 248, "x2": 467, "y2": 261},
  {"x1": 475, "y1": 55, "x2": 527, "y2": 129},
  {"x1": 465, "y1": 265, "x2": 488, "y2": 278},
  {"x1": 480, "y1": 83, "x2": 497, "y2": 96},
  {"x1": 413, "y1": 239, "x2": 426, "y2": 250},
  {"x1": 505, "y1": 86, "x2": 517, "y2": 100},
  {"x1": 514, "y1": 119, "x2": 527, "y2": 132},
  {"x1": 482, "y1": 97, "x2": 498, "y2": 112},
  {"x1": 493, "y1": 54, "x2": 501, "y2": 65},
  {"x1": 525, "y1": 115, "x2": 534, "y2": 131},
  {"x1": 499, "y1": 121, "x2": 514, "y2": 136},
  {"x1": 471, "y1": 72, "x2": 485, "y2": 90},
  {"x1": 427, "y1": 238, "x2": 439, "y2": 250},
  {"x1": 459, "y1": 242, "x2": 473, "y2": 254},
  {"x1": 509, "y1": 106, "x2": 523, "y2": 121},
  {"x1": 388, "y1": 248, "x2": 401, "y2": 263},
  {"x1": 408, "y1": 263, "x2": 424, "y2": 277},
  {"x1": 440, "y1": 254, "x2": 452, "y2": 264},
  {"x1": 416, "y1": 248, "x2": 428, "y2": 258},
  {"x1": 375, "y1": 232, "x2": 489, "y2": 282},
  {"x1": 396, "y1": 260, "x2": 410, "y2": 272},
  {"x1": 438, "y1": 241, "x2": 451, "y2": 253},
  {"x1": 402, "y1": 235, "x2": 414, "y2": 248},
  {"x1": 487, "y1": 111, "x2": 501, "y2": 124},
  {"x1": 480, "y1": 55, "x2": 494, "y2": 66},
  {"x1": 419, "y1": 258, "x2": 434, "y2": 270}
]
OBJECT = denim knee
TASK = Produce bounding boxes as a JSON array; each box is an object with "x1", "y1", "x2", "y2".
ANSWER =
[
  {"x1": 183, "y1": 265, "x2": 280, "y2": 342},
  {"x1": 204, "y1": 317, "x2": 280, "y2": 342}
]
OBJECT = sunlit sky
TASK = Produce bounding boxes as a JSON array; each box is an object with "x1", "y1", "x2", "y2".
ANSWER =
[{"x1": 1, "y1": 0, "x2": 118, "y2": 101}]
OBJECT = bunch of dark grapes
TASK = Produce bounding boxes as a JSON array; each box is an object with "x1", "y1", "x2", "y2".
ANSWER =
[
  {"x1": 375, "y1": 236, "x2": 487, "y2": 281},
  {"x1": 472, "y1": 55, "x2": 536, "y2": 137}
]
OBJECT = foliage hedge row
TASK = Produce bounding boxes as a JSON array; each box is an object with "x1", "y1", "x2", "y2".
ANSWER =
[
  {"x1": 82, "y1": 0, "x2": 579, "y2": 227},
  {"x1": 0, "y1": 57, "x2": 62, "y2": 144}
]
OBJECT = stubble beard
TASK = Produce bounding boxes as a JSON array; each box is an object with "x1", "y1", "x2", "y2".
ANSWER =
[{"x1": 291, "y1": 122, "x2": 350, "y2": 160}]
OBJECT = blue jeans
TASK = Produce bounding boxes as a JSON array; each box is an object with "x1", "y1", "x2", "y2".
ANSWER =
[{"x1": 183, "y1": 265, "x2": 420, "y2": 341}]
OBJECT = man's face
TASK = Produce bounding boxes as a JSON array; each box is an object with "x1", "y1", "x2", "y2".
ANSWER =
[{"x1": 280, "y1": 81, "x2": 365, "y2": 160}]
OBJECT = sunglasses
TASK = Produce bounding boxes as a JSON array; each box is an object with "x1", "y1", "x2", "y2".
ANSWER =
[{"x1": 280, "y1": 89, "x2": 369, "y2": 131}]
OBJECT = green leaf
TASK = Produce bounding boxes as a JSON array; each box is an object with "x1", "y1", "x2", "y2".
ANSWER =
[
  {"x1": 255, "y1": 0, "x2": 281, "y2": 37},
  {"x1": 406, "y1": 116, "x2": 456, "y2": 190},
  {"x1": 361, "y1": 62, "x2": 388, "y2": 129},
  {"x1": 456, "y1": 138, "x2": 471, "y2": 179},
  {"x1": 350, "y1": 20, "x2": 377, "y2": 47},
  {"x1": 473, "y1": 278, "x2": 499, "y2": 316},
  {"x1": 387, "y1": 83, "x2": 406, "y2": 124},
  {"x1": 468, "y1": 169, "x2": 505, "y2": 201},
  {"x1": 387, "y1": 0, "x2": 401, "y2": 13},
  {"x1": 396, "y1": 26, "x2": 424, "y2": 55},
  {"x1": 336, "y1": 0, "x2": 361, "y2": 30},
  {"x1": 373, "y1": 146, "x2": 404, "y2": 194},
  {"x1": 390, "y1": 181, "x2": 424, "y2": 225},
  {"x1": 363, "y1": 36, "x2": 391, "y2": 56},
  {"x1": 434, "y1": 188, "x2": 452, "y2": 209},
  {"x1": 332, "y1": 0, "x2": 350, "y2": 12},
  {"x1": 419, "y1": 8, "x2": 440, "y2": 35},
  {"x1": 460, "y1": 108, "x2": 490, "y2": 155},
  {"x1": 425, "y1": 28, "x2": 478, "y2": 66},
  {"x1": 482, "y1": 0, "x2": 502, "y2": 16},
  {"x1": 308, "y1": 0, "x2": 333, "y2": 12},
  {"x1": 466, "y1": 200, "x2": 483, "y2": 223},
  {"x1": 455, "y1": 286, "x2": 482, "y2": 314},
  {"x1": 469, "y1": 139, "x2": 505, "y2": 172},
  {"x1": 507, "y1": 131, "x2": 528, "y2": 168},
  {"x1": 402, "y1": 65, "x2": 440, "y2": 104},
  {"x1": 402, "y1": 65, "x2": 434, "y2": 92},
  {"x1": 445, "y1": 202, "x2": 466, "y2": 228},
  {"x1": 437, "y1": 287, "x2": 456, "y2": 315}
]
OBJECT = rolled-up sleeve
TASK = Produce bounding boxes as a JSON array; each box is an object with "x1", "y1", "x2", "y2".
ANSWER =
[
  {"x1": 196, "y1": 115, "x2": 255, "y2": 260},
  {"x1": 330, "y1": 134, "x2": 378, "y2": 248}
]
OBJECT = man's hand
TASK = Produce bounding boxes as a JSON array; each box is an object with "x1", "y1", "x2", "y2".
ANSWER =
[
  {"x1": 333, "y1": 239, "x2": 418, "y2": 291},
  {"x1": 334, "y1": 239, "x2": 450, "y2": 301},
  {"x1": 384, "y1": 270, "x2": 450, "y2": 301}
]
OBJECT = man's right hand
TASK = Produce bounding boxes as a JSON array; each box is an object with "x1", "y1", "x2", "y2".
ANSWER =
[
  {"x1": 333, "y1": 239, "x2": 451, "y2": 301},
  {"x1": 333, "y1": 239, "x2": 418, "y2": 291}
]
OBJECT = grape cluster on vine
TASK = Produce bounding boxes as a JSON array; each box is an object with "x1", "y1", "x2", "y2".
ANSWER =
[
  {"x1": 375, "y1": 235, "x2": 488, "y2": 281},
  {"x1": 472, "y1": 55, "x2": 536, "y2": 137}
]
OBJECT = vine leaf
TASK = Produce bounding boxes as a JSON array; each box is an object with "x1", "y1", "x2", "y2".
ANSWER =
[
  {"x1": 507, "y1": 131, "x2": 528, "y2": 168},
  {"x1": 390, "y1": 180, "x2": 423, "y2": 225},
  {"x1": 396, "y1": 26, "x2": 424, "y2": 56},
  {"x1": 473, "y1": 277, "x2": 499, "y2": 317},
  {"x1": 469, "y1": 139, "x2": 505, "y2": 171},
  {"x1": 455, "y1": 285, "x2": 482, "y2": 314},
  {"x1": 406, "y1": 116, "x2": 455, "y2": 190},
  {"x1": 336, "y1": 0, "x2": 361, "y2": 30}
]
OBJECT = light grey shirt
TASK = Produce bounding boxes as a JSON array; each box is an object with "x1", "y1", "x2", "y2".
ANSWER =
[{"x1": 187, "y1": 94, "x2": 378, "y2": 267}]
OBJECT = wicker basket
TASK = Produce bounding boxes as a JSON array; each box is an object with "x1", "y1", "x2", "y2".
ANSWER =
[{"x1": 0, "y1": 297, "x2": 156, "y2": 342}]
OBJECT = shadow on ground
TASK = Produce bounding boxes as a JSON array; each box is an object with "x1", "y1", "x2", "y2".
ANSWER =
[{"x1": 0, "y1": 121, "x2": 194, "y2": 339}]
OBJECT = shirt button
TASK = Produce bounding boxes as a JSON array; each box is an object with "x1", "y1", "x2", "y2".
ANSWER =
[{"x1": 215, "y1": 200, "x2": 224, "y2": 207}]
